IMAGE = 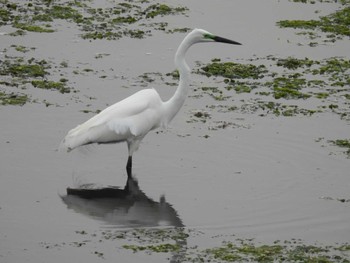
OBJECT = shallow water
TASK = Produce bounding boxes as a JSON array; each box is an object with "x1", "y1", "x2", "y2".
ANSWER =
[{"x1": 1, "y1": 0, "x2": 349, "y2": 262}]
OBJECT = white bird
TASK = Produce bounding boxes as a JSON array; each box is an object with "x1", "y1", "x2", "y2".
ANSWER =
[{"x1": 61, "y1": 28, "x2": 241, "y2": 177}]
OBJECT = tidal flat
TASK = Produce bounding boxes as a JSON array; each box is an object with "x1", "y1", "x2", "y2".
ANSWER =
[{"x1": 1, "y1": 0, "x2": 349, "y2": 262}]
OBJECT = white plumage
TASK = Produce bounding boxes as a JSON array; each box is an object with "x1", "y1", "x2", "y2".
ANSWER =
[
  {"x1": 60, "y1": 29, "x2": 241, "y2": 177},
  {"x1": 62, "y1": 89, "x2": 163, "y2": 153}
]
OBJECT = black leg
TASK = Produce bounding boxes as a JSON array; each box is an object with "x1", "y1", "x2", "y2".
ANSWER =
[{"x1": 126, "y1": 155, "x2": 132, "y2": 178}]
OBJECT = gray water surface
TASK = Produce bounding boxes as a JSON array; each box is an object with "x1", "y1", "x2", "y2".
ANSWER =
[{"x1": 1, "y1": 0, "x2": 349, "y2": 262}]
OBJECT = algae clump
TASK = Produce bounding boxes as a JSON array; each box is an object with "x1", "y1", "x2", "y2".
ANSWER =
[
  {"x1": 277, "y1": 6, "x2": 350, "y2": 42},
  {"x1": 31, "y1": 80, "x2": 71, "y2": 94},
  {"x1": 200, "y1": 62, "x2": 267, "y2": 79},
  {"x1": 0, "y1": 92, "x2": 29, "y2": 106}
]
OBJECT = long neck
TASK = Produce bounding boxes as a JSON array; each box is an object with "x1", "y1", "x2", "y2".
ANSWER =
[{"x1": 163, "y1": 35, "x2": 193, "y2": 125}]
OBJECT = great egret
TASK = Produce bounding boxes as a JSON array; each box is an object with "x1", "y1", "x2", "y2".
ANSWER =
[{"x1": 61, "y1": 28, "x2": 241, "y2": 177}]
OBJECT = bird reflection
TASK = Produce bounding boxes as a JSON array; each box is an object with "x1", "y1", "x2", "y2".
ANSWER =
[{"x1": 61, "y1": 176, "x2": 183, "y2": 228}]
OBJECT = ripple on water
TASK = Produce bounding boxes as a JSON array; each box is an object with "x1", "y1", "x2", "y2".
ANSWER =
[{"x1": 172, "y1": 116, "x2": 350, "y2": 243}]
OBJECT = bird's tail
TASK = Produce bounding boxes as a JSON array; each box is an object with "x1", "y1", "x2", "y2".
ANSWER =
[
  {"x1": 59, "y1": 135, "x2": 76, "y2": 152},
  {"x1": 59, "y1": 124, "x2": 90, "y2": 152},
  {"x1": 58, "y1": 137, "x2": 72, "y2": 152}
]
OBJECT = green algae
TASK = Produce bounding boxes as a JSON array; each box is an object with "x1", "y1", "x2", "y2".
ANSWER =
[
  {"x1": 329, "y1": 139, "x2": 350, "y2": 157},
  {"x1": 190, "y1": 111, "x2": 211, "y2": 123},
  {"x1": 111, "y1": 15, "x2": 137, "y2": 24},
  {"x1": 135, "y1": 239, "x2": 349, "y2": 262},
  {"x1": 193, "y1": 55, "x2": 349, "y2": 120},
  {"x1": 78, "y1": 1, "x2": 188, "y2": 40},
  {"x1": 163, "y1": 54, "x2": 349, "y2": 120},
  {"x1": 201, "y1": 87, "x2": 226, "y2": 101},
  {"x1": 166, "y1": 70, "x2": 180, "y2": 80},
  {"x1": 81, "y1": 31, "x2": 122, "y2": 40},
  {"x1": 205, "y1": 241, "x2": 284, "y2": 262},
  {"x1": 13, "y1": 22, "x2": 54, "y2": 33},
  {"x1": 273, "y1": 86, "x2": 311, "y2": 99},
  {"x1": 316, "y1": 58, "x2": 350, "y2": 76},
  {"x1": 236, "y1": 100, "x2": 317, "y2": 117},
  {"x1": 123, "y1": 243, "x2": 180, "y2": 253},
  {"x1": 134, "y1": 55, "x2": 348, "y2": 121},
  {"x1": 265, "y1": 77, "x2": 311, "y2": 100},
  {"x1": 41, "y1": 228, "x2": 350, "y2": 262},
  {"x1": 277, "y1": 5, "x2": 350, "y2": 43},
  {"x1": 0, "y1": 54, "x2": 75, "y2": 106},
  {"x1": 198, "y1": 240, "x2": 350, "y2": 262},
  {"x1": 44, "y1": 5, "x2": 83, "y2": 22},
  {"x1": 234, "y1": 84, "x2": 252, "y2": 94},
  {"x1": 276, "y1": 57, "x2": 316, "y2": 70},
  {"x1": 290, "y1": 0, "x2": 350, "y2": 3},
  {"x1": 112, "y1": 228, "x2": 350, "y2": 263},
  {"x1": 144, "y1": 4, "x2": 187, "y2": 19},
  {"x1": 11, "y1": 45, "x2": 34, "y2": 53},
  {"x1": 200, "y1": 61, "x2": 268, "y2": 79},
  {"x1": 315, "y1": 92, "x2": 329, "y2": 99},
  {"x1": 0, "y1": 7, "x2": 11, "y2": 25},
  {"x1": 0, "y1": 0, "x2": 189, "y2": 40},
  {"x1": 31, "y1": 80, "x2": 71, "y2": 94},
  {"x1": 0, "y1": 91, "x2": 28, "y2": 105},
  {"x1": 0, "y1": 60, "x2": 48, "y2": 78},
  {"x1": 1, "y1": 2, "x2": 347, "y2": 122}
]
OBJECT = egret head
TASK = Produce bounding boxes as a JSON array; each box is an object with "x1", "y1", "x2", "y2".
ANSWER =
[{"x1": 190, "y1": 28, "x2": 242, "y2": 45}]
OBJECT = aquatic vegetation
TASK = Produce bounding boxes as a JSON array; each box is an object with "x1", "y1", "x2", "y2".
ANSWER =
[
  {"x1": 0, "y1": 7, "x2": 12, "y2": 25},
  {"x1": 13, "y1": 23, "x2": 54, "y2": 33},
  {"x1": 41, "y1": 227, "x2": 350, "y2": 262},
  {"x1": 276, "y1": 57, "x2": 316, "y2": 70},
  {"x1": 273, "y1": 86, "x2": 311, "y2": 99},
  {"x1": 316, "y1": 138, "x2": 350, "y2": 157},
  {"x1": 166, "y1": 70, "x2": 180, "y2": 80},
  {"x1": 315, "y1": 58, "x2": 350, "y2": 78},
  {"x1": 43, "y1": 5, "x2": 83, "y2": 22},
  {"x1": 277, "y1": 4, "x2": 350, "y2": 44},
  {"x1": 0, "y1": 0, "x2": 189, "y2": 40},
  {"x1": 110, "y1": 228, "x2": 350, "y2": 262},
  {"x1": 11, "y1": 45, "x2": 33, "y2": 53},
  {"x1": 0, "y1": 59, "x2": 48, "y2": 78},
  {"x1": 201, "y1": 86, "x2": 230, "y2": 100},
  {"x1": 31, "y1": 80, "x2": 71, "y2": 94},
  {"x1": 199, "y1": 61, "x2": 268, "y2": 79},
  {"x1": 205, "y1": 241, "x2": 284, "y2": 262},
  {"x1": 134, "y1": 54, "x2": 349, "y2": 121},
  {"x1": 144, "y1": 4, "x2": 188, "y2": 19},
  {"x1": 0, "y1": 2, "x2": 347, "y2": 123},
  {"x1": 315, "y1": 92, "x2": 329, "y2": 99},
  {"x1": 0, "y1": 91, "x2": 29, "y2": 105},
  {"x1": 266, "y1": 77, "x2": 311, "y2": 100},
  {"x1": 193, "y1": 55, "x2": 349, "y2": 120},
  {"x1": 290, "y1": 0, "x2": 350, "y2": 3},
  {"x1": 329, "y1": 139, "x2": 350, "y2": 157},
  {"x1": 234, "y1": 84, "x2": 252, "y2": 94},
  {"x1": 0, "y1": 55, "x2": 75, "y2": 106},
  {"x1": 123, "y1": 243, "x2": 180, "y2": 253},
  {"x1": 237, "y1": 100, "x2": 317, "y2": 117},
  {"x1": 81, "y1": 31, "x2": 122, "y2": 40},
  {"x1": 188, "y1": 110, "x2": 211, "y2": 123}
]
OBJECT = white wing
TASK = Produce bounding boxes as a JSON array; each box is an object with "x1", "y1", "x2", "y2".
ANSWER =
[{"x1": 61, "y1": 89, "x2": 163, "y2": 152}]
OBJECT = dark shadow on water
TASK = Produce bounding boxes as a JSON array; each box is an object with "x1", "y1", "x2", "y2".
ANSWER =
[
  {"x1": 61, "y1": 175, "x2": 187, "y2": 262},
  {"x1": 60, "y1": 175, "x2": 183, "y2": 228}
]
